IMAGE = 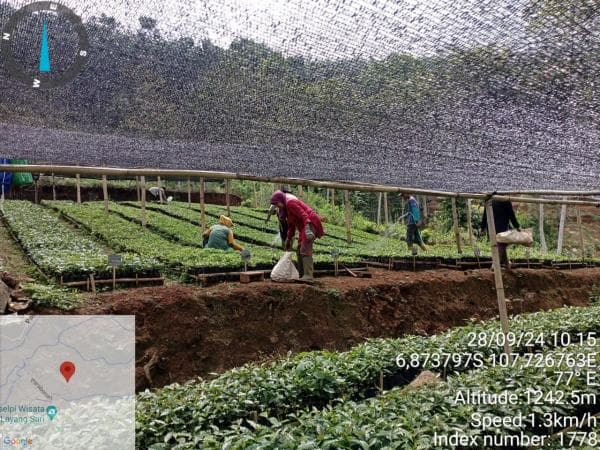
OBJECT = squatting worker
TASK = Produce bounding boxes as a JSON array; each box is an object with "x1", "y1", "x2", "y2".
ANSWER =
[
  {"x1": 203, "y1": 215, "x2": 244, "y2": 252},
  {"x1": 480, "y1": 199, "x2": 520, "y2": 268},
  {"x1": 270, "y1": 190, "x2": 324, "y2": 282},
  {"x1": 148, "y1": 186, "x2": 166, "y2": 203},
  {"x1": 400, "y1": 193, "x2": 427, "y2": 253}
]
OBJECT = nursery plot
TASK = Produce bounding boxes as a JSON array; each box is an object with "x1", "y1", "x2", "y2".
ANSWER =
[
  {"x1": 0, "y1": 200, "x2": 159, "y2": 281},
  {"x1": 136, "y1": 304, "x2": 600, "y2": 448},
  {"x1": 44, "y1": 201, "x2": 280, "y2": 273}
]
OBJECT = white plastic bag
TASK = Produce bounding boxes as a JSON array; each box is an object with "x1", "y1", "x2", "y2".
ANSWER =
[
  {"x1": 271, "y1": 252, "x2": 300, "y2": 282},
  {"x1": 496, "y1": 228, "x2": 533, "y2": 246}
]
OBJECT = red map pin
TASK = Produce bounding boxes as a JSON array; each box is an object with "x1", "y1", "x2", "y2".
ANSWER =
[{"x1": 60, "y1": 361, "x2": 76, "y2": 383}]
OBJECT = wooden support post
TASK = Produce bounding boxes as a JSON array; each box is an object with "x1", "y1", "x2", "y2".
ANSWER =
[
  {"x1": 102, "y1": 175, "x2": 109, "y2": 213},
  {"x1": 34, "y1": 178, "x2": 38, "y2": 204},
  {"x1": 199, "y1": 177, "x2": 206, "y2": 229},
  {"x1": 344, "y1": 190, "x2": 352, "y2": 244},
  {"x1": 225, "y1": 179, "x2": 231, "y2": 217},
  {"x1": 400, "y1": 197, "x2": 405, "y2": 225},
  {"x1": 112, "y1": 266, "x2": 116, "y2": 291},
  {"x1": 577, "y1": 207, "x2": 584, "y2": 259},
  {"x1": 331, "y1": 189, "x2": 336, "y2": 219},
  {"x1": 298, "y1": 184, "x2": 304, "y2": 198},
  {"x1": 539, "y1": 203, "x2": 548, "y2": 253},
  {"x1": 422, "y1": 196, "x2": 428, "y2": 219},
  {"x1": 89, "y1": 273, "x2": 96, "y2": 295},
  {"x1": 557, "y1": 197, "x2": 567, "y2": 255},
  {"x1": 140, "y1": 176, "x2": 147, "y2": 227},
  {"x1": 187, "y1": 177, "x2": 192, "y2": 207},
  {"x1": 253, "y1": 182, "x2": 259, "y2": 208},
  {"x1": 52, "y1": 173, "x2": 56, "y2": 200},
  {"x1": 76, "y1": 174, "x2": 81, "y2": 204},
  {"x1": 135, "y1": 176, "x2": 141, "y2": 202},
  {"x1": 377, "y1": 192, "x2": 382, "y2": 225},
  {"x1": 466, "y1": 198, "x2": 474, "y2": 248},
  {"x1": 157, "y1": 176, "x2": 163, "y2": 204},
  {"x1": 451, "y1": 197, "x2": 462, "y2": 254},
  {"x1": 383, "y1": 192, "x2": 389, "y2": 226},
  {"x1": 485, "y1": 200, "x2": 512, "y2": 356}
]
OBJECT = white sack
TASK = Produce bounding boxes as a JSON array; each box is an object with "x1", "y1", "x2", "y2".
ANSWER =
[
  {"x1": 496, "y1": 228, "x2": 534, "y2": 246},
  {"x1": 270, "y1": 251, "x2": 300, "y2": 282}
]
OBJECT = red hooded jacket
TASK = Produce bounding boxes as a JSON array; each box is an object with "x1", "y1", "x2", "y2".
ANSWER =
[{"x1": 285, "y1": 197, "x2": 324, "y2": 243}]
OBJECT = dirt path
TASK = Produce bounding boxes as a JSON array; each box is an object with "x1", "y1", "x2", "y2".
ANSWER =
[
  {"x1": 0, "y1": 218, "x2": 37, "y2": 277},
  {"x1": 32, "y1": 267, "x2": 600, "y2": 392}
]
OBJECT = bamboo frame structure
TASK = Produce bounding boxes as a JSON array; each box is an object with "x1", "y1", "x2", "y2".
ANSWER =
[{"x1": 2, "y1": 164, "x2": 599, "y2": 206}]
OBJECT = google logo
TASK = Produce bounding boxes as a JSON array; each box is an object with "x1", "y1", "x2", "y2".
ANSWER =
[{"x1": 0, "y1": 433, "x2": 34, "y2": 447}]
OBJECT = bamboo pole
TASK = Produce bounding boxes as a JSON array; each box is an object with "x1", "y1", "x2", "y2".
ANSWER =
[
  {"x1": 199, "y1": 177, "x2": 206, "y2": 229},
  {"x1": 377, "y1": 192, "x2": 382, "y2": 225},
  {"x1": 576, "y1": 207, "x2": 584, "y2": 259},
  {"x1": 383, "y1": 192, "x2": 389, "y2": 226},
  {"x1": 539, "y1": 203, "x2": 547, "y2": 253},
  {"x1": 298, "y1": 184, "x2": 304, "y2": 198},
  {"x1": 136, "y1": 176, "x2": 141, "y2": 202},
  {"x1": 451, "y1": 197, "x2": 462, "y2": 254},
  {"x1": 485, "y1": 200, "x2": 512, "y2": 356},
  {"x1": 557, "y1": 197, "x2": 567, "y2": 255},
  {"x1": 187, "y1": 177, "x2": 192, "y2": 207},
  {"x1": 422, "y1": 195, "x2": 428, "y2": 219},
  {"x1": 225, "y1": 179, "x2": 231, "y2": 217},
  {"x1": 51, "y1": 173, "x2": 56, "y2": 200},
  {"x1": 400, "y1": 197, "x2": 405, "y2": 225},
  {"x1": 466, "y1": 198, "x2": 474, "y2": 248},
  {"x1": 344, "y1": 190, "x2": 352, "y2": 244},
  {"x1": 157, "y1": 176, "x2": 163, "y2": 203},
  {"x1": 76, "y1": 174, "x2": 81, "y2": 204},
  {"x1": 102, "y1": 175, "x2": 109, "y2": 213},
  {"x1": 331, "y1": 189, "x2": 336, "y2": 219},
  {"x1": 140, "y1": 176, "x2": 146, "y2": 227}
]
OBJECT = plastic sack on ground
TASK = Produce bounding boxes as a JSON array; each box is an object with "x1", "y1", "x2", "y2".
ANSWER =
[
  {"x1": 496, "y1": 228, "x2": 533, "y2": 246},
  {"x1": 270, "y1": 251, "x2": 299, "y2": 282}
]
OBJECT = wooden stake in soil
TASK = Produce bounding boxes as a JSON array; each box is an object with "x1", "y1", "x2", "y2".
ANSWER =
[
  {"x1": 485, "y1": 200, "x2": 512, "y2": 356},
  {"x1": 539, "y1": 203, "x2": 548, "y2": 253},
  {"x1": 344, "y1": 190, "x2": 352, "y2": 244},
  {"x1": 187, "y1": 177, "x2": 192, "y2": 207},
  {"x1": 102, "y1": 175, "x2": 109, "y2": 213},
  {"x1": 466, "y1": 198, "x2": 474, "y2": 249},
  {"x1": 225, "y1": 179, "x2": 231, "y2": 217},
  {"x1": 140, "y1": 176, "x2": 147, "y2": 228},
  {"x1": 451, "y1": 197, "x2": 462, "y2": 254},
  {"x1": 576, "y1": 207, "x2": 584, "y2": 260},
  {"x1": 557, "y1": 197, "x2": 567, "y2": 255},
  {"x1": 76, "y1": 174, "x2": 81, "y2": 204},
  {"x1": 199, "y1": 177, "x2": 206, "y2": 230}
]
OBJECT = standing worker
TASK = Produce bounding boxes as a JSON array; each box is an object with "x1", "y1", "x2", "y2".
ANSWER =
[
  {"x1": 400, "y1": 193, "x2": 427, "y2": 253},
  {"x1": 480, "y1": 199, "x2": 520, "y2": 268},
  {"x1": 270, "y1": 190, "x2": 323, "y2": 282},
  {"x1": 203, "y1": 215, "x2": 244, "y2": 252}
]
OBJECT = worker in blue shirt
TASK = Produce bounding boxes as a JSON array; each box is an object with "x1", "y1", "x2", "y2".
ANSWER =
[{"x1": 400, "y1": 193, "x2": 427, "y2": 253}]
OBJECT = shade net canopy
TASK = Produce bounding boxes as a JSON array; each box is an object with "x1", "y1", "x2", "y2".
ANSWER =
[{"x1": 0, "y1": 0, "x2": 598, "y2": 192}]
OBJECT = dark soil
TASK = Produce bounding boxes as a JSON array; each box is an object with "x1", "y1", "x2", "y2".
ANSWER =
[{"x1": 33, "y1": 268, "x2": 600, "y2": 392}]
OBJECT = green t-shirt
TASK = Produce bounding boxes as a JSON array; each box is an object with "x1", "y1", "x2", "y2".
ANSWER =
[{"x1": 205, "y1": 224, "x2": 232, "y2": 251}]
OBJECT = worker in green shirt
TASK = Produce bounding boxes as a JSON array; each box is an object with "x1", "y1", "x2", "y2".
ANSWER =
[{"x1": 203, "y1": 215, "x2": 244, "y2": 251}]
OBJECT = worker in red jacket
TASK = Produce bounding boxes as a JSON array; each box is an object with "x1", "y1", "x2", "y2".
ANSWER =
[{"x1": 270, "y1": 190, "x2": 324, "y2": 281}]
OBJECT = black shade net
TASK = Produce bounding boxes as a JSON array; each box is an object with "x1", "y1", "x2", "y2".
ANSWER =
[{"x1": 0, "y1": 0, "x2": 598, "y2": 192}]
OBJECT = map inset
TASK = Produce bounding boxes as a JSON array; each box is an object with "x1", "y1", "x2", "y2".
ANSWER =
[{"x1": 0, "y1": 315, "x2": 135, "y2": 449}]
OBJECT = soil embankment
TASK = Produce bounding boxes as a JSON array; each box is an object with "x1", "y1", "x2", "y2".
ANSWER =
[{"x1": 35, "y1": 268, "x2": 600, "y2": 391}]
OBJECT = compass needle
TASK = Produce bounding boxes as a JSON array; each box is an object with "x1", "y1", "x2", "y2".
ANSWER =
[{"x1": 38, "y1": 21, "x2": 51, "y2": 73}]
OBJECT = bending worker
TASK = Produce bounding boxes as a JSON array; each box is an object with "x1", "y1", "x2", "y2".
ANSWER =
[
  {"x1": 266, "y1": 189, "x2": 298, "y2": 247},
  {"x1": 203, "y1": 215, "x2": 244, "y2": 252},
  {"x1": 480, "y1": 199, "x2": 520, "y2": 268},
  {"x1": 270, "y1": 190, "x2": 323, "y2": 281}
]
